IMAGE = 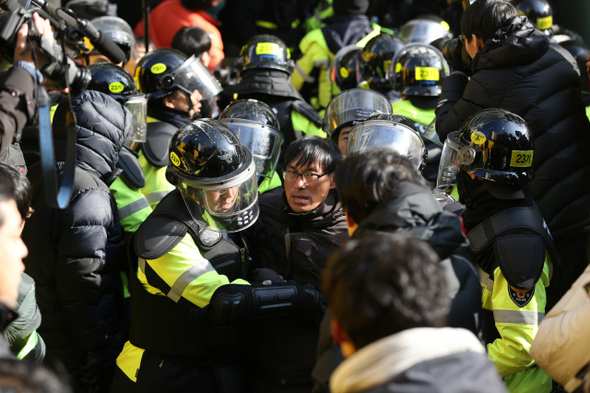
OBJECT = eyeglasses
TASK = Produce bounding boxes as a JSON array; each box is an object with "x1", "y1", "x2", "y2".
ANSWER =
[
  {"x1": 459, "y1": 34, "x2": 466, "y2": 44},
  {"x1": 284, "y1": 170, "x2": 329, "y2": 185}
]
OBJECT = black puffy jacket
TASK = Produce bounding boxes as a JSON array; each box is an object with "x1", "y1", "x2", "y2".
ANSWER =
[
  {"x1": 436, "y1": 16, "x2": 590, "y2": 237},
  {"x1": 22, "y1": 90, "x2": 130, "y2": 376},
  {"x1": 312, "y1": 184, "x2": 482, "y2": 393}
]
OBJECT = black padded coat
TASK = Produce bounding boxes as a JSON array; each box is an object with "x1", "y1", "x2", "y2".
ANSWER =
[
  {"x1": 22, "y1": 90, "x2": 130, "y2": 378},
  {"x1": 436, "y1": 16, "x2": 590, "y2": 237}
]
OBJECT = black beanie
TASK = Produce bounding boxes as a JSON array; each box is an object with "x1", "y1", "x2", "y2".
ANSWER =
[{"x1": 333, "y1": 0, "x2": 369, "y2": 15}]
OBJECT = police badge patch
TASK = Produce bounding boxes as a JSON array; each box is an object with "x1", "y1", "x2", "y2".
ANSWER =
[{"x1": 508, "y1": 284, "x2": 534, "y2": 307}]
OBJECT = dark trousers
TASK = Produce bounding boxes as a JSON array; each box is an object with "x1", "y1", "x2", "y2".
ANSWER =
[{"x1": 110, "y1": 350, "x2": 253, "y2": 393}]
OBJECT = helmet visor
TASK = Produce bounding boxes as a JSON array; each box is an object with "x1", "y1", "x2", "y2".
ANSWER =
[
  {"x1": 220, "y1": 119, "x2": 284, "y2": 181},
  {"x1": 328, "y1": 45, "x2": 362, "y2": 84},
  {"x1": 347, "y1": 120, "x2": 427, "y2": 170},
  {"x1": 399, "y1": 20, "x2": 451, "y2": 44},
  {"x1": 125, "y1": 94, "x2": 148, "y2": 142},
  {"x1": 324, "y1": 89, "x2": 393, "y2": 137},
  {"x1": 178, "y1": 160, "x2": 259, "y2": 233},
  {"x1": 172, "y1": 56, "x2": 223, "y2": 99},
  {"x1": 436, "y1": 131, "x2": 476, "y2": 191}
]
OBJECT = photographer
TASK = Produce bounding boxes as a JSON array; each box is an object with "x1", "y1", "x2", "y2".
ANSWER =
[
  {"x1": 0, "y1": 13, "x2": 52, "y2": 166},
  {"x1": 435, "y1": 0, "x2": 590, "y2": 311}
]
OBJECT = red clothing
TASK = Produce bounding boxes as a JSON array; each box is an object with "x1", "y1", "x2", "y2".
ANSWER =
[{"x1": 134, "y1": 0, "x2": 224, "y2": 71}]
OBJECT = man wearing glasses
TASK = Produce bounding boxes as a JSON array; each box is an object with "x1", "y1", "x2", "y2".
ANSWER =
[{"x1": 243, "y1": 135, "x2": 348, "y2": 393}]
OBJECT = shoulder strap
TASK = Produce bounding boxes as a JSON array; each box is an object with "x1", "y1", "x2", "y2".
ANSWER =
[
  {"x1": 467, "y1": 205, "x2": 560, "y2": 289},
  {"x1": 116, "y1": 146, "x2": 145, "y2": 188},
  {"x1": 135, "y1": 190, "x2": 222, "y2": 260},
  {"x1": 141, "y1": 121, "x2": 179, "y2": 168},
  {"x1": 291, "y1": 100, "x2": 323, "y2": 127}
]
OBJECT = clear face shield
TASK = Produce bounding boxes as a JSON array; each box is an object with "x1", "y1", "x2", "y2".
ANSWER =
[
  {"x1": 220, "y1": 119, "x2": 284, "y2": 182},
  {"x1": 347, "y1": 120, "x2": 427, "y2": 170},
  {"x1": 124, "y1": 94, "x2": 148, "y2": 143},
  {"x1": 436, "y1": 131, "x2": 476, "y2": 191},
  {"x1": 324, "y1": 89, "x2": 393, "y2": 137},
  {"x1": 398, "y1": 19, "x2": 451, "y2": 44},
  {"x1": 177, "y1": 159, "x2": 260, "y2": 233},
  {"x1": 169, "y1": 56, "x2": 223, "y2": 100}
]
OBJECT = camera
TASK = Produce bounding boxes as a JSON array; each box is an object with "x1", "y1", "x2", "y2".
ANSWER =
[
  {"x1": 0, "y1": 0, "x2": 91, "y2": 94},
  {"x1": 441, "y1": 37, "x2": 460, "y2": 64},
  {"x1": 440, "y1": 36, "x2": 472, "y2": 73}
]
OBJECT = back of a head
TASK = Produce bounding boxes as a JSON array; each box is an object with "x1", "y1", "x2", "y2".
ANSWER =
[
  {"x1": 0, "y1": 359, "x2": 72, "y2": 393},
  {"x1": 335, "y1": 148, "x2": 429, "y2": 224},
  {"x1": 237, "y1": 35, "x2": 294, "y2": 75},
  {"x1": 462, "y1": 0, "x2": 518, "y2": 40},
  {"x1": 0, "y1": 163, "x2": 31, "y2": 221},
  {"x1": 90, "y1": 16, "x2": 136, "y2": 62},
  {"x1": 285, "y1": 135, "x2": 342, "y2": 174},
  {"x1": 172, "y1": 26, "x2": 212, "y2": 58},
  {"x1": 322, "y1": 233, "x2": 449, "y2": 350}
]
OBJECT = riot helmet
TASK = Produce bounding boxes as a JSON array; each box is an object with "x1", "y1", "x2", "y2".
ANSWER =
[
  {"x1": 88, "y1": 63, "x2": 147, "y2": 143},
  {"x1": 347, "y1": 119, "x2": 427, "y2": 171},
  {"x1": 219, "y1": 99, "x2": 284, "y2": 183},
  {"x1": 437, "y1": 108, "x2": 534, "y2": 191},
  {"x1": 329, "y1": 45, "x2": 362, "y2": 91},
  {"x1": 359, "y1": 33, "x2": 404, "y2": 92},
  {"x1": 324, "y1": 88, "x2": 393, "y2": 141},
  {"x1": 90, "y1": 16, "x2": 136, "y2": 64},
  {"x1": 389, "y1": 43, "x2": 450, "y2": 97},
  {"x1": 237, "y1": 35, "x2": 295, "y2": 75},
  {"x1": 166, "y1": 119, "x2": 259, "y2": 232},
  {"x1": 398, "y1": 17, "x2": 453, "y2": 45},
  {"x1": 135, "y1": 48, "x2": 222, "y2": 118},
  {"x1": 514, "y1": 0, "x2": 553, "y2": 33}
]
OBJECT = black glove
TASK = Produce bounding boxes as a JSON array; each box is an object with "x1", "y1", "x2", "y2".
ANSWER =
[
  {"x1": 250, "y1": 268, "x2": 284, "y2": 284},
  {"x1": 292, "y1": 282, "x2": 326, "y2": 327},
  {"x1": 451, "y1": 39, "x2": 473, "y2": 76}
]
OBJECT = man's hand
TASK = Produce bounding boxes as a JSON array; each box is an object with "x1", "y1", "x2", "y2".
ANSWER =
[{"x1": 14, "y1": 13, "x2": 55, "y2": 69}]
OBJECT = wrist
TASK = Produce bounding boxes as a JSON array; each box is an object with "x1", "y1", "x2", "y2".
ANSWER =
[{"x1": 13, "y1": 61, "x2": 43, "y2": 83}]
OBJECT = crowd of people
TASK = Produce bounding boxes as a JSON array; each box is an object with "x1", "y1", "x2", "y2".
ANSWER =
[{"x1": 0, "y1": 0, "x2": 590, "y2": 392}]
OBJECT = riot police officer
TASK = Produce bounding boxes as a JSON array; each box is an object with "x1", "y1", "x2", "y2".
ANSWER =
[
  {"x1": 389, "y1": 43, "x2": 450, "y2": 183},
  {"x1": 218, "y1": 35, "x2": 324, "y2": 173},
  {"x1": 110, "y1": 119, "x2": 324, "y2": 392},
  {"x1": 134, "y1": 48, "x2": 222, "y2": 208},
  {"x1": 218, "y1": 99, "x2": 284, "y2": 193},
  {"x1": 437, "y1": 108, "x2": 557, "y2": 393}
]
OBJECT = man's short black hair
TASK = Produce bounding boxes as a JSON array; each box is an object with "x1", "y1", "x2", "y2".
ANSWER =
[
  {"x1": 0, "y1": 163, "x2": 31, "y2": 221},
  {"x1": 171, "y1": 26, "x2": 212, "y2": 59},
  {"x1": 0, "y1": 358, "x2": 72, "y2": 393},
  {"x1": 285, "y1": 135, "x2": 342, "y2": 174},
  {"x1": 335, "y1": 148, "x2": 429, "y2": 224},
  {"x1": 322, "y1": 233, "x2": 449, "y2": 350},
  {"x1": 462, "y1": 0, "x2": 517, "y2": 41}
]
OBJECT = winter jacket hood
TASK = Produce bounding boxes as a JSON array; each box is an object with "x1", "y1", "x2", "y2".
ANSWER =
[
  {"x1": 330, "y1": 327, "x2": 501, "y2": 393},
  {"x1": 354, "y1": 183, "x2": 467, "y2": 260},
  {"x1": 53, "y1": 90, "x2": 131, "y2": 184},
  {"x1": 472, "y1": 16, "x2": 549, "y2": 71}
]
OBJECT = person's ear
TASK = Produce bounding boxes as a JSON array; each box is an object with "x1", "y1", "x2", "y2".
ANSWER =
[
  {"x1": 163, "y1": 93, "x2": 175, "y2": 109},
  {"x1": 474, "y1": 35, "x2": 485, "y2": 51},
  {"x1": 329, "y1": 173, "x2": 336, "y2": 189}
]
